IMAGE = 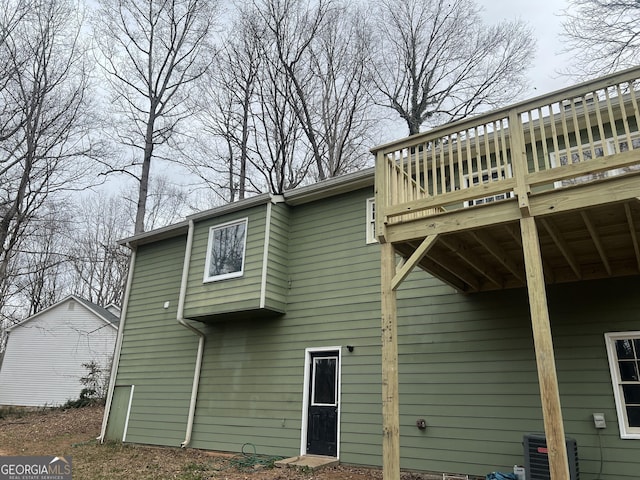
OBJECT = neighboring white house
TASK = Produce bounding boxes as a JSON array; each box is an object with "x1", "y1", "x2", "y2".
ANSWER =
[{"x1": 0, "y1": 295, "x2": 119, "y2": 407}]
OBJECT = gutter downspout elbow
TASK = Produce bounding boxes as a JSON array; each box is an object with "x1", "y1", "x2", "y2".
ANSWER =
[{"x1": 177, "y1": 219, "x2": 205, "y2": 448}]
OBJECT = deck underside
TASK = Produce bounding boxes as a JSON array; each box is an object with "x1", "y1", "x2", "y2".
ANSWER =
[{"x1": 390, "y1": 177, "x2": 640, "y2": 292}]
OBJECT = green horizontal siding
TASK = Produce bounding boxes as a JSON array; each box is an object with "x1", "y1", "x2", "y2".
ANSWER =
[
  {"x1": 184, "y1": 203, "x2": 288, "y2": 318},
  {"x1": 110, "y1": 182, "x2": 640, "y2": 479},
  {"x1": 186, "y1": 188, "x2": 384, "y2": 463},
  {"x1": 184, "y1": 207, "x2": 266, "y2": 317},
  {"x1": 263, "y1": 202, "x2": 289, "y2": 312},
  {"x1": 107, "y1": 235, "x2": 197, "y2": 447},
  {"x1": 394, "y1": 277, "x2": 640, "y2": 478}
]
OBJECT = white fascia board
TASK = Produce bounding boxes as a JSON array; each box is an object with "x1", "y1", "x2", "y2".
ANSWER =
[{"x1": 284, "y1": 168, "x2": 374, "y2": 206}]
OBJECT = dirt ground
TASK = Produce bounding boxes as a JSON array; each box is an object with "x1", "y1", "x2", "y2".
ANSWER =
[{"x1": 0, "y1": 405, "x2": 467, "y2": 480}]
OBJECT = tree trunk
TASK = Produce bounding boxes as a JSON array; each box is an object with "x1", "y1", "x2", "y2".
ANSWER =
[{"x1": 135, "y1": 114, "x2": 155, "y2": 234}]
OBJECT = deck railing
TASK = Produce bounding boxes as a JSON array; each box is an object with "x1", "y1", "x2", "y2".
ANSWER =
[{"x1": 373, "y1": 66, "x2": 640, "y2": 234}]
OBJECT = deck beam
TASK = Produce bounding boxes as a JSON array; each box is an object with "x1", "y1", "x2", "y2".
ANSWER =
[{"x1": 384, "y1": 172, "x2": 640, "y2": 244}]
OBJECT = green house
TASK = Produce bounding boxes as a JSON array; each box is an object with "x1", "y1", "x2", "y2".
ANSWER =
[{"x1": 101, "y1": 68, "x2": 640, "y2": 479}]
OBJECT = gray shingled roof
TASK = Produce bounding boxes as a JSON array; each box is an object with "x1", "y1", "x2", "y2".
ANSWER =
[{"x1": 73, "y1": 296, "x2": 120, "y2": 327}]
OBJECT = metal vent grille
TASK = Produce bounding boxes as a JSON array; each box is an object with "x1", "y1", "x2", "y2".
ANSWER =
[{"x1": 523, "y1": 434, "x2": 579, "y2": 480}]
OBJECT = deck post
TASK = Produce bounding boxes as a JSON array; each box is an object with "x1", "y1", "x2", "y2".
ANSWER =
[
  {"x1": 381, "y1": 241, "x2": 400, "y2": 480},
  {"x1": 508, "y1": 110, "x2": 531, "y2": 216},
  {"x1": 520, "y1": 216, "x2": 570, "y2": 480}
]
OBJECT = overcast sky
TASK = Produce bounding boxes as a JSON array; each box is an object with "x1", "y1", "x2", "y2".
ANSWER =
[{"x1": 481, "y1": 0, "x2": 575, "y2": 98}]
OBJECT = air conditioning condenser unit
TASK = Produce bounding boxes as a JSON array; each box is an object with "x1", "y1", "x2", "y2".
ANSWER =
[{"x1": 523, "y1": 433, "x2": 579, "y2": 480}]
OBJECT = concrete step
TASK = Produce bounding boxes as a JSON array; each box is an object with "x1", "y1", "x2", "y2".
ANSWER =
[{"x1": 275, "y1": 454, "x2": 339, "y2": 470}]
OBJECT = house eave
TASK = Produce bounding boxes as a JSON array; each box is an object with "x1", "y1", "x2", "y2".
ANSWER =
[
  {"x1": 118, "y1": 171, "x2": 375, "y2": 247},
  {"x1": 118, "y1": 221, "x2": 190, "y2": 248},
  {"x1": 118, "y1": 195, "x2": 276, "y2": 248},
  {"x1": 187, "y1": 193, "x2": 273, "y2": 222},
  {"x1": 283, "y1": 168, "x2": 374, "y2": 206},
  {"x1": 8, "y1": 295, "x2": 119, "y2": 332}
]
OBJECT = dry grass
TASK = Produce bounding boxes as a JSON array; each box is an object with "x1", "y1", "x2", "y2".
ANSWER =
[
  {"x1": 0, "y1": 405, "x2": 383, "y2": 480},
  {"x1": 0, "y1": 405, "x2": 480, "y2": 480}
]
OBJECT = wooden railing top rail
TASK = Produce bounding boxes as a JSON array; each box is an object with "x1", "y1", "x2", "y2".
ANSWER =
[
  {"x1": 374, "y1": 66, "x2": 640, "y2": 234},
  {"x1": 371, "y1": 65, "x2": 640, "y2": 156}
]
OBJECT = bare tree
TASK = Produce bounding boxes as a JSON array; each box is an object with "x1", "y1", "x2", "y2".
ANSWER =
[
  {"x1": 67, "y1": 193, "x2": 131, "y2": 308},
  {"x1": 0, "y1": 1, "x2": 30, "y2": 144},
  {"x1": 187, "y1": 14, "x2": 263, "y2": 203},
  {"x1": 308, "y1": 4, "x2": 377, "y2": 177},
  {"x1": 93, "y1": 0, "x2": 218, "y2": 233},
  {"x1": 373, "y1": 0, "x2": 535, "y2": 135},
  {"x1": 190, "y1": 0, "x2": 377, "y2": 198},
  {"x1": 194, "y1": 0, "x2": 315, "y2": 195},
  {"x1": 139, "y1": 175, "x2": 192, "y2": 231},
  {"x1": 251, "y1": 40, "x2": 313, "y2": 194},
  {"x1": 253, "y1": 0, "x2": 331, "y2": 181},
  {"x1": 562, "y1": 0, "x2": 640, "y2": 76},
  {"x1": 17, "y1": 204, "x2": 73, "y2": 316},
  {"x1": 0, "y1": 0, "x2": 96, "y2": 323}
]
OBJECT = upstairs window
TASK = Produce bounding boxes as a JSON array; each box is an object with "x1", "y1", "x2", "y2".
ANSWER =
[
  {"x1": 551, "y1": 133, "x2": 640, "y2": 188},
  {"x1": 605, "y1": 331, "x2": 640, "y2": 438},
  {"x1": 204, "y1": 218, "x2": 248, "y2": 282},
  {"x1": 463, "y1": 165, "x2": 513, "y2": 207},
  {"x1": 366, "y1": 198, "x2": 377, "y2": 244},
  {"x1": 550, "y1": 142, "x2": 607, "y2": 187}
]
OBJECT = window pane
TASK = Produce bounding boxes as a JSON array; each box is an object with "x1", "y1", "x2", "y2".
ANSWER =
[
  {"x1": 208, "y1": 222, "x2": 246, "y2": 277},
  {"x1": 616, "y1": 339, "x2": 635, "y2": 359},
  {"x1": 627, "y1": 406, "x2": 640, "y2": 427},
  {"x1": 313, "y1": 358, "x2": 336, "y2": 405},
  {"x1": 622, "y1": 384, "x2": 640, "y2": 404},
  {"x1": 619, "y1": 361, "x2": 639, "y2": 381}
]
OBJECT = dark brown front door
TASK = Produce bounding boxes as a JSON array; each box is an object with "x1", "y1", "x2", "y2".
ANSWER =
[{"x1": 306, "y1": 352, "x2": 338, "y2": 457}]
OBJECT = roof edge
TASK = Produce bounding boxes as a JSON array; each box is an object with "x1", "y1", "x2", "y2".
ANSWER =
[
  {"x1": 283, "y1": 168, "x2": 374, "y2": 205},
  {"x1": 118, "y1": 220, "x2": 189, "y2": 247},
  {"x1": 186, "y1": 193, "x2": 273, "y2": 221},
  {"x1": 119, "y1": 170, "x2": 375, "y2": 246},
  {"x1": 8, "y1": 295, "x2": 119, "y2": 332}
]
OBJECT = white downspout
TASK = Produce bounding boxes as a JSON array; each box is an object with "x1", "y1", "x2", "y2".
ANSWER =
[
  {"x1": 177, "y1": 219, "x2": 205, "y2": 448},
  {"x1": 98, "y1": 246, "x2": 137, "y2": 443}
]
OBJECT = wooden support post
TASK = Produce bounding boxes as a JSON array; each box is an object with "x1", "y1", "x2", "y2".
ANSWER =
[
  {"x1": 381, "y1": 242, "x2": 400, "y2": 480},
  {"x1": 520, "y1": 217, "x2": 570, "y2": 480},
  {"x1": 509, "y1": 110, "x2": 531, "y2": 216}
]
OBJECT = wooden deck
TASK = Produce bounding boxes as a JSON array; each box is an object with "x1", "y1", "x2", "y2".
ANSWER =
[
  {"x1": 373, "y1": 66, "x2": 640, "y2": 293},
  {"x1": 373, "y1": 67, "x2": 640, "y2": 480}
]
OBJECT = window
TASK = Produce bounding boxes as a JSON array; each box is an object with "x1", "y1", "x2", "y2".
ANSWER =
[
  {"x1": 607, "y1": 135, "x2": 640, "y2": 177},
  {"x1": 551, "y1": 133, "x2": 640, "y2": 188},
  {"x1": 463, "y1": 165, "x2": 513, "y2": 207},
  {"x1": 605, "y1": 331, "x2": 640, "y2": 438},
  {"x1": 550, "y1": 143, "x2": 607, "y2": 187},
  {"x1": 203, "y1": 218, "x2": 248, "y2": 282},
  {"x1": 311, "y1": 355, "x2": 338, "y2": 407},
  {"x1": 366, "y1": 198, "x2": 377, "y2": 244}
]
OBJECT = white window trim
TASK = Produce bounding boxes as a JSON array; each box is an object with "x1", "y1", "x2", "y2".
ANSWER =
[
  {"x1": 549, "y1": 140, "x2": 607, "y2": 188},
  {"x1": 604, "y1": 331, "x2": 640, "y2": 439},
  {"x1": 203, "y1": 218, "x2": 248, "y2": 283},
  {"x1": 550, "y1": 132, "x2": 640, "y2": 188},
  {"x1": 605, "y1": 133, "x2": 640, "y2": 177},
  {"x1": 366, "y1": 198, "x2": 377, "y2": 244},
  {"x1": 463, "y1": 164, "x2": 513, "y2": 207}
]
